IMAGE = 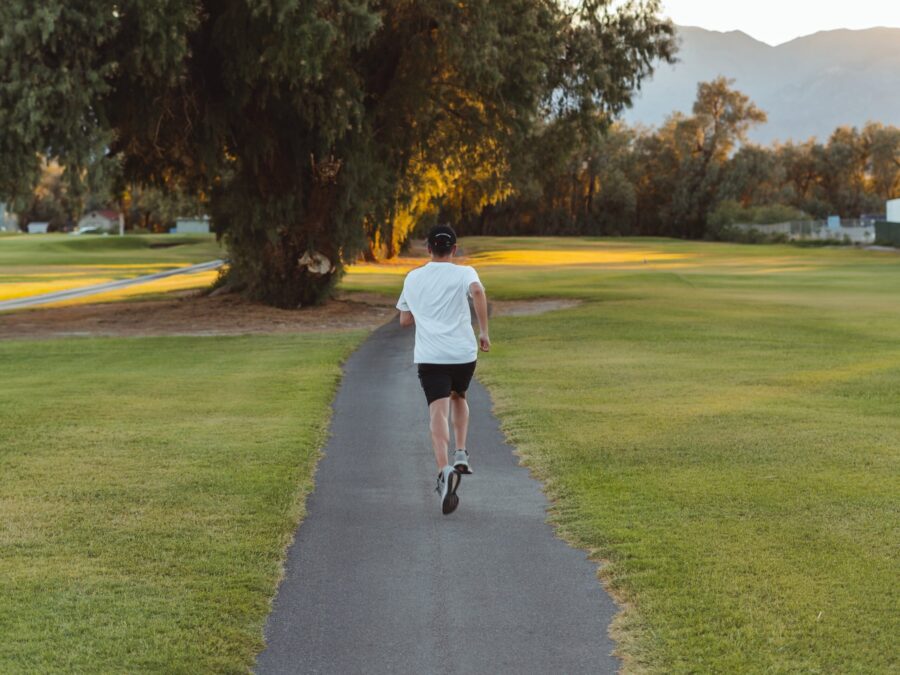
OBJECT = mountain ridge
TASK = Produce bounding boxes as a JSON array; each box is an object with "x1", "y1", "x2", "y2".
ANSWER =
[{"x1": 624, "y1": 25, "x2": 900, "y2": 144}]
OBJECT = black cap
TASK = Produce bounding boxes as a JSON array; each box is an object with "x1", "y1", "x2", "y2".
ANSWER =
[{"x1": 427, "y1": 224, "x2": 457, "y2": 252}]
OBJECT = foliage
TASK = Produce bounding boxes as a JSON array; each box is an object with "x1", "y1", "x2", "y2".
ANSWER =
[
  {"x1": 16, "y1": 159, "x2": 73, "y2": 231},
  {"x1": 0, "y1": 0, "x2": 675, "y2": 306},
  {"x1": 708, "y1": 200, "x2": 810, "y2": 228},
  {"x1": 466, "y1": 80, "x2": 900, "y2": 239},
  {"x1": 124, "y1": 184, "x2": 207, "y2": 233}
]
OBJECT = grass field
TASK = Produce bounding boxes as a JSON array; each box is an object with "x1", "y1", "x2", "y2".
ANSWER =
[
  {"x1": 0, "y1": 234, "x2": 223, "y2": 303},
  {"x1": 344, "y1": 237, "x2": 900, "y2": 673},
  {"x1": 3, "y1": 236, "x2": 897, "y2": 671},
  {"x1": 0, "y1": 332, "x2": 365, "y2": 672}
]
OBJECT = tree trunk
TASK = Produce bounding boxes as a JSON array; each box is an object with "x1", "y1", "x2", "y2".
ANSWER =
[{"x1": 218, "y1": 165, "x2": 343, "y2": 308}]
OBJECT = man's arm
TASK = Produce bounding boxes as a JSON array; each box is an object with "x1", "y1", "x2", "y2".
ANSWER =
[
  {"x1": 470, "y1": 282, "x2": 490, "y2": 352},
  {"x1": 399, "y1": 310, "x2": 415, "y2": 328}
]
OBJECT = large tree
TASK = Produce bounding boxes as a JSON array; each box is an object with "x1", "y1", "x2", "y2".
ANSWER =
[
  {"x1": 0, "y1": 0, "x2": 674, "y2": 306},
  {"x1": 665, "y1": 78, "x2": 767, "y2": 237}
]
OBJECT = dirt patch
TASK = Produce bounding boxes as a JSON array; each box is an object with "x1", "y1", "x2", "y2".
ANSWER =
[
  {"x1": 491, "y1": 298, "x2": 581, "y2": 317},
  {"x1": 0, "y1": 289, "x2": 584, "y2": 340},
  {"x1": 0, "y1": 291, "x2": 395, "y2": 340}
]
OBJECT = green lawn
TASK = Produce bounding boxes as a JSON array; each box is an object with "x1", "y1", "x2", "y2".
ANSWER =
[
  {"x1": 0, "y1": 332, "x2": 364, "y2": 672},
  {"x1": 344, "y1": 237, "x2": 900, "y2": 673},
  {"x1": 0, "y1": 233, "x2": 222, "y2": 267},
  {"x1": 0, "y1": 234, "x2": 224, "y2": 303},
  {"x1": 3, "y1": 237, "x2": 897, "y2": 672}
]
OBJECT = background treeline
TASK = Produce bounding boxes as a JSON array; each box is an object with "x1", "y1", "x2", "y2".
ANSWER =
[
  {"x1": 455, "y1": 78, "x2": 900, "y2": 240},
  {"x1": 13, "y1": 155, "x2": 204, "y2": 233},
  {"x1": 14, "y1": 77, "x2": 900, "y2": 246}
]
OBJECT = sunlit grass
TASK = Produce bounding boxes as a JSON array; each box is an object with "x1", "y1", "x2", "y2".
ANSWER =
[
  {"x1": 341, "y1": 236, "x2": 900, "y2": 672},
  {"x1": 341, "y1": 236, "x2": 898, "y2": 301},
  {"x1": 0, "y1": 234, "x2": 223, "y2": 305},
  {"x1": 0, "y1": 269, "x2": 222, "y2": 307},
  {"x1": 344, "y1": 257, "x2": 422, "y2": 275},
  {"x1": 468, "y1": 247, "x2": 688, "y2": 267}
]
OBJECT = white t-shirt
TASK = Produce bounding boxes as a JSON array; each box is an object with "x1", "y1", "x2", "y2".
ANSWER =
[{"x1": 396, "y1": 262, "x2": 482, "y2": 364}]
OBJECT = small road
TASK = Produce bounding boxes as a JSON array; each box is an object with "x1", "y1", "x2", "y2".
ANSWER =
[
  {"x1": 0, "y1": 259, "x2": 225, "y2": 312},
  {"x1": 256, "y1": 320, "x2": 620, "y2": 675}
]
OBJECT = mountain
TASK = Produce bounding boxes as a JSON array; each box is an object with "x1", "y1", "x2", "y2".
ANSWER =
[{"x1": 623, "y1": 26, "x2": 900, "y2": 144}]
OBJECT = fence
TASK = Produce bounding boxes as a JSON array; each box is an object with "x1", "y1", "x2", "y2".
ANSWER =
[
  {"x1": 732, "y1": 220, "x2": 876, "y2": 243},
  {"x1": 874, "y1": 221, "x2": 900, "y2": 246}
]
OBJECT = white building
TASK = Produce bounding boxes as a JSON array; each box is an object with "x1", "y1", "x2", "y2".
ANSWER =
[
  {"x1": 174, "y1": 216, "x2": 210, "y2": 234},
  {"x1": 77, "y1": 209, "x2": 120, "y2": 233},
  {"x1": 887, "y1": 199, "x2": 900, "y2": 224},
  {"x1": 27, "y1": 222, "x2": 49, "y2": 234}
]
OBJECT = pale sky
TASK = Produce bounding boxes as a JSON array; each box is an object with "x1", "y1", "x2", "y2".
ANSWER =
[{"x1": 660, "y1": 0, "x2": 900, "y2": 46}]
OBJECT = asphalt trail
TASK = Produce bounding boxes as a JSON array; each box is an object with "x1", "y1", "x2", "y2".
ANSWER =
[{"x1": 256, "y1": 319, "x2": 620, "y2": 674}]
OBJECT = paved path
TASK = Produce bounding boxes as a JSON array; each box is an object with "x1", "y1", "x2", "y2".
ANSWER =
[
  {"x1": 256, "y1": 320, "x2": 620, "y2": 675},
  {"x1": 0, "y1": 260, "x2": 224, "y2": 312}
]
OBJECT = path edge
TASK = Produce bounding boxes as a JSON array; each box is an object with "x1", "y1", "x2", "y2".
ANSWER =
[
  {"x1": 249, "y1": 327, "x2": 376, "y2": 667},
  {"x1": 475, "y1": 374, "x2": 650, "y2": 674}
]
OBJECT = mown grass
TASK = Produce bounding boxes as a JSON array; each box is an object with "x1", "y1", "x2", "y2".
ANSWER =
[
  {"x1": 0, "y1": 234, "x2": 223, "y2": 303},
  {"x1": 0, "y1": 233, "x2": 222, "y2": 266},
  {"x1": 342, "y1": 237, "x2": 900, "y2": 672},
  {"x1": 0, "y1": 332, "x2": 364, "y2": 672}
]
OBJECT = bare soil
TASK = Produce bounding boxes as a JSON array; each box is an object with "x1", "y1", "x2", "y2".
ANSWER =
[
  {"x1": 0, "y1": 288, "x2": 579, "y2": 341},
  {"x1": 0, "y1": 291, "x2": 396, "y2": 340}
]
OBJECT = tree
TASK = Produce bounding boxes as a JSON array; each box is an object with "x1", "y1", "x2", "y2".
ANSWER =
[
  {"x1": 666, "y1": 78, "x2": 767, "y2": 237},
  {"x1": 720, "y1": 144, "x2": 781, "y2": 208},
  {"x1": 863, "y1": 123, "x2": 900, "y2": 204},
  {"x1": 18, "y1": 159, "x2": 73, "y2": 231},
  {"x1": 0, "y1": 0, "x2": 675, "y2": 307}
]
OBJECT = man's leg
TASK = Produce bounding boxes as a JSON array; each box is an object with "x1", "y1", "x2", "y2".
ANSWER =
[
  {"x1": 450, "y1": 391, "x2": 469, "y2": 451},
  {"x1": 428, "y1": 397, "x2": 451, "y2": 471}
]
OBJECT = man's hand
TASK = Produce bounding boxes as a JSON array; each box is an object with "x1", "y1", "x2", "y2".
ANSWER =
[
  {"x1": 479, "y1": 332, "x2": 491, "y2": 352},
  {"x1": 470, "y1": 281, "x2": 490, "y2": 352}
]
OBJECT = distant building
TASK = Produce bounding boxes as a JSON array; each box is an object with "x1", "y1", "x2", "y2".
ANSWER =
[
  {"x1": 887, "y1": 199, "x2": 900, "y2": 224},
  {"x1": 0, "y1": 202, "x2": 17, "y2": 232},
  {"x1": 173, "y1": 216, "x2": 210, "y2": 234},
  {"x1": 27, "y1": 222, "x2": 50, "y2": 234},
  {"x1": 77, "y1": 209, "x2": 120, "y2": 233}
]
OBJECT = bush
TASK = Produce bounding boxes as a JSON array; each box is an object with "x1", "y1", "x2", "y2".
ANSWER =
[
  {"x1": 752, "y1": 203, "x2": 810, "y2": 225},
  {"x1": 709, "y1": 200, "x2": 811, "y2": 228}
]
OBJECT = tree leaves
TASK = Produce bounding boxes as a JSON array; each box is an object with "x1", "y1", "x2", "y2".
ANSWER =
[{"x1": 1, "y1": 0, "x2": 676, "y2": 305}]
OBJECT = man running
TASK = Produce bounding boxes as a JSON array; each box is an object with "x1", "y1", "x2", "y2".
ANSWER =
[{"x1": 396, "y1": 224, "x2": 490, "y2": 515}]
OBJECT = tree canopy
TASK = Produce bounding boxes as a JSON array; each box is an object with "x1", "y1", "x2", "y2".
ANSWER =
[
  {"x1": 0, "y1": 0, "x2": 675, "y2": 306},
  {"x1": 463, "y1": 79, "x2": 900, "y2": 239}
]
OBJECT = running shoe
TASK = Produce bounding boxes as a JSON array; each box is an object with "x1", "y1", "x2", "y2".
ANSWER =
[
  {"x1": 453, "y1": 449, "x2": 473, "y2": 475},
  {"x1": 435, "y1": 465, "x2": 461, "y2": 515}
]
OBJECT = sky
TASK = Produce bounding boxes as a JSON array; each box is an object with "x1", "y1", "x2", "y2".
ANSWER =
[{"x1": 660, "y1": 0, "x2": 900, "y2": 46}]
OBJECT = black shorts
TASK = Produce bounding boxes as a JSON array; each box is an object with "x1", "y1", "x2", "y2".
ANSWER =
[{"x1": 417, "y1": 361, "x2": 477, "y2": 405}]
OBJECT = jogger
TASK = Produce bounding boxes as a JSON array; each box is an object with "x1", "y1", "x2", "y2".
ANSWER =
[{"x1": 396, "y1": 224, "x2": 490, "y2": 514}]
